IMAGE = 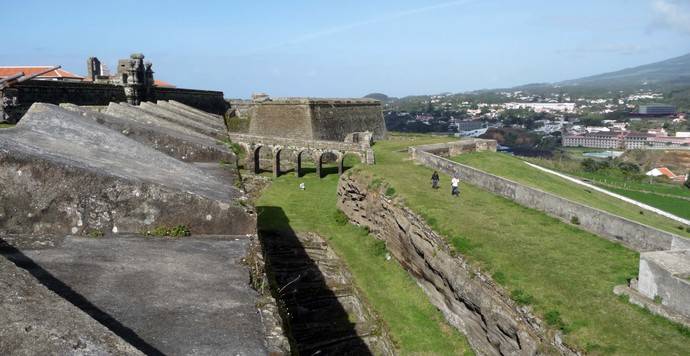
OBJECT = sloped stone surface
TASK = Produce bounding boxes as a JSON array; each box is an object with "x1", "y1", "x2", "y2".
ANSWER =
[
  {"x1": 0, "y1": 103, "x2": 254, "y2": 236},
  {"x1": 2, "y1": 235, "x2": 268, "y2": 356},
  {"x1": 61, "y1": 103, "x2": 234, "y2": 163},
  {"x1": 150, "y1": 100, "x2": 226, "y2": 131},
  {"x1": 0, "y1": 255, "x2": 143, "y2": 356},
  {"x1": 139, "y1": 101, "x2": 226, "y2": 137}
]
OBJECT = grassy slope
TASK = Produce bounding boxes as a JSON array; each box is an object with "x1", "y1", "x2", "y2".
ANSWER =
[
  {"x1": 362, "y1": 136, "x2": 689, "y2": 355},
  {"x1": 528, "y1": 155, "x2": 690, "y2": 199},
  {"x1": 606, "y1": 187, "x2": 690, "y2": 221},
  {"x1": 452, "y1": 152, "x2": 690, "y2": 237},
  {"x1": 256, "y1": 162, "x2": 473, "y2": 355}
]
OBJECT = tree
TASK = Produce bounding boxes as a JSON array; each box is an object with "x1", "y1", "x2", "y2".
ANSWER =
[{"x1": 581, "y1": 158, "x2": 599, "y2": 172}]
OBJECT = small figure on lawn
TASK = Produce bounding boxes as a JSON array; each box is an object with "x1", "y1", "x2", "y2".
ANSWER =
[
  {"x1": 451, "y1": 176, "x2": 460, "y2": 197},
  {"x1": 684, "y1": 172, "x2": 690, "y2": 190},
  {"x1": 431, "y1": 171, "x2": 440, "y2": 189}
]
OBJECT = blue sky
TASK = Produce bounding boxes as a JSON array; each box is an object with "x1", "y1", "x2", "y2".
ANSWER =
[{"x1": 4, "y1": 0, "x2": 690, "y2": 98}]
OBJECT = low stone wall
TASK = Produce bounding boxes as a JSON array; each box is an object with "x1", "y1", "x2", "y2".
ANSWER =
[
  {"x1": 409, "y1": 143, "x2": 690, "y2": 253},
  {"x1": 337, "y1": 173, "x2": 576, "y2": 355}
]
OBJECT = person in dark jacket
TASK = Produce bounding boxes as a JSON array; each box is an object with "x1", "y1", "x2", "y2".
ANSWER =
[{"x1": 431, "y1": 171, "x2": 440, "y2": 189}]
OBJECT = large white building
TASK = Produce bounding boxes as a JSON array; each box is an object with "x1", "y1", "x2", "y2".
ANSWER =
[
  {"x1": 563, "y1": 131, "x2": 690, "y2": 150},
  {"x1": 504, "y1": 102, "x2": 576, "y2": 113}
]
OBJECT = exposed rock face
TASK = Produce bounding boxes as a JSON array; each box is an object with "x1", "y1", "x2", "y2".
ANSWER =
[
  {"x1": 337, "y1": 173, "x2": 577, "y2": 356},
  {"x1": 0, "y1": 254, "x2": 143, "y2": 356},
  {"x1": 0, "y1": 103, "x2": 255, "y2": 236},
  {"x1": 60, "y1": 103, "x2": 234, "y2": 163}
]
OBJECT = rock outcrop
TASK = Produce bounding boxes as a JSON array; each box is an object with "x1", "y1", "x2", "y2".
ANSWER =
[
  {"x1": 0, "y1": 103, "x2": 254, "y2": 236},
  {"x1": 337, "y1": 173, "x2": 577, "y2": 356}
]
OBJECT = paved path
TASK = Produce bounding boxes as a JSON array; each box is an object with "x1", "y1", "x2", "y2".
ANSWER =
[{"x1": 524, "y1": 161, "x2": 690, "y2": 226}]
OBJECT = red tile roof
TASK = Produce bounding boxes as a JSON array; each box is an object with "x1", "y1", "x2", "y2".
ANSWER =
[
  {"x1": 657, "y1": 167, "x2": 677, "y2": 179},
  {"x1": 0, "y1": 66, "x2": 84, "y2": 80},
  {"x1": 154, "y1": 79, "x2": 175, "y2": 88}
]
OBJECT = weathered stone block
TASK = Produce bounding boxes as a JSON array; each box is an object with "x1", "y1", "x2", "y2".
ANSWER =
[
  {"x1": 637, "y1": 249, "x2": 690, "y2": 319},
  {"x1": 0, "y1": 103, "x2": 255, "y2": 236},
  {"x1": 61, "y1": 103, "x2": 235, "y2": 163}
]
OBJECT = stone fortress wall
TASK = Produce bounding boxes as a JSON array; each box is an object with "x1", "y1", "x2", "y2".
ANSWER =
[
  {"x1": 245, "y1": 96, "x2": 387, "y2": 141},
  {"x1": 2, "y1": 53, "x2": 228, "y2": 122}
]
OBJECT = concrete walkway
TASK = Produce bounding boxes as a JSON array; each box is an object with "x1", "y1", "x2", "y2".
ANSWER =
[{"x1": 524, "y1": 161, "x2": 690, "y2": 226}]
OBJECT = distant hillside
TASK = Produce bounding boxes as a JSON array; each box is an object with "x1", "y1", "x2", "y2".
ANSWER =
[
  {"x1": 558, "y1": 53, "x2": 690, "y2": 89},
  {"x1": 364, "y1": 93, "x2": 396, "y2": 102}
]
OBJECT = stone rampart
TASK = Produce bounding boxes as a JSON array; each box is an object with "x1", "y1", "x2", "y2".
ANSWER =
[
  {"x1": 409, "y1": 142, "x2": 690, "y2": 252},
  {"x1": 246, "y1": 98, "x2": 386, "y2": 141},
  {"x1": 337, "y1": 173, "x2": 576, "y2": 356},
  {"x1": 4, "y1": 80, "x2": 227, "y2": 122},
  {"x1": 153, "y1": 87, "x2": 228, "y2": 115}
]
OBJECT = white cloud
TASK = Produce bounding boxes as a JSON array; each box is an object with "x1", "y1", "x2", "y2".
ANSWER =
[{"x1": 652, "y1": 0, "x2": 690, "y2": 34}]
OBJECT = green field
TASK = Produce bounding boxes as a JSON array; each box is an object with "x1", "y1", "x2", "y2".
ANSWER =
[
  {"x1": 256, "y1": 160, "x2": 473, "y2": 355},
  {"x1": 528, "y1": 156, "x2": 690, "y2": 200},
  {"x1": 360, "y1": 136, "x2": 689, "y2": 355},
  {"x1": 607, "y1": 187, "x2": 690, "y2": 221},
  {"x1": 255, "y1": 134, "x2": 690, "y2": 355},
  {"x1": 452, "y1": 152, "x2": 690, "y2": 237}
]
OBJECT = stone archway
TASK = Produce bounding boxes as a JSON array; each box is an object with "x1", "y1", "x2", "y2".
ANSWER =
[
  {"x1": 337, "y1": 152, "x2": 363, "y2": 175},
  {"x1": 251, "y1": 145, "x2": 264, "y2": 174}
]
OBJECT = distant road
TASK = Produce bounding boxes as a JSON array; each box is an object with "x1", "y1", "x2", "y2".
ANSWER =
[{"x1": 524, "y1": 161, "x2": 690, "y2": 227}]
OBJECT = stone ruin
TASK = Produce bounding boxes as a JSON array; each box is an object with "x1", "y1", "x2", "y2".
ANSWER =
[{"x1": 88, "y1": 53, "x2": 155, "y2": 105}]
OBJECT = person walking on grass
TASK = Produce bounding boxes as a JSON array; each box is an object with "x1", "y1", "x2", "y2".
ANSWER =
[
  {"x1": 431, "y1": 171, "x2": 440, "y2": 189},
  {"x1": 451, "y1": 176, "x2": 460, "y2": 197}
]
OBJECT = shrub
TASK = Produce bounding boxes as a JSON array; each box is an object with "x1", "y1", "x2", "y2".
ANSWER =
[
  {"x1": 617, "y1": 162, "x2": 640, "y2": 175},
  {"x1": 89, "y1": 229, "x2": 104, "y2": 238},
  {"x1": 492, "y1": 271, "x2": 507, "y2": 285},
  {"x1": 511, "y1": 289, "x2": 535, "y2": 305},
  {"x1": 570, "y1": 216, "x2": 580, "y2": 225},
  {"x1": 333, "y1": 209, "x2": 349, "y2": 226},
  {"x1": 147, "y1": 225, "x2": 191, "y2": 238},
  {"x1": 544, "y1": 310, "x2": 570, "y2": 333},
  {"x1": 384, "y1": 187, "x2": 397, "y2": 197}
]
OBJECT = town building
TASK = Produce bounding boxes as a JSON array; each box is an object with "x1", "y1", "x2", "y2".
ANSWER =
[
  {"x1": 563, "y1": 131, "x2": 690, "y2": 150},
  {"x1": 504, "y1": 102, "x2": 576, "y2": 113},
  {"x1": 0, "y1": 66, "x2": 84, "y2": 82},
  {"x1": 638, "y1": 104, "x2": 676, "y2": 116}
]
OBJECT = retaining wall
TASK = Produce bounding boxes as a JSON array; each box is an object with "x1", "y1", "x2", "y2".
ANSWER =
[
  {"x1": 337, "y1": 174, "x2": 576, "y2": 355},
  {"x1": 409, "y1": 143, "x2": 690, "y2": 252}
]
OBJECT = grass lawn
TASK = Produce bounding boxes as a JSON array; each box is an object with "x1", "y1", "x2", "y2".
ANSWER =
[
  {"x1": 452, "y1": 152, "x2": 690, "y2": 237},
  {"x1": 255, "y1": 159, "x2": 473, "y2": 355},
  {"x1": 359, "y1": 135, "x2": 690, "y2": 355},
  {"x1": 527, "y1": 156, "x2": 690, "y2": 200},
  {"x1": 606, "y1": 187, "x2": 690, "y2": 221}
]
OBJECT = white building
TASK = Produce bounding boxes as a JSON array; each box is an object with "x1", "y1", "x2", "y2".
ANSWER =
[{"x1": 504, "y1": 102, "x2": 576, "y2": 113}]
